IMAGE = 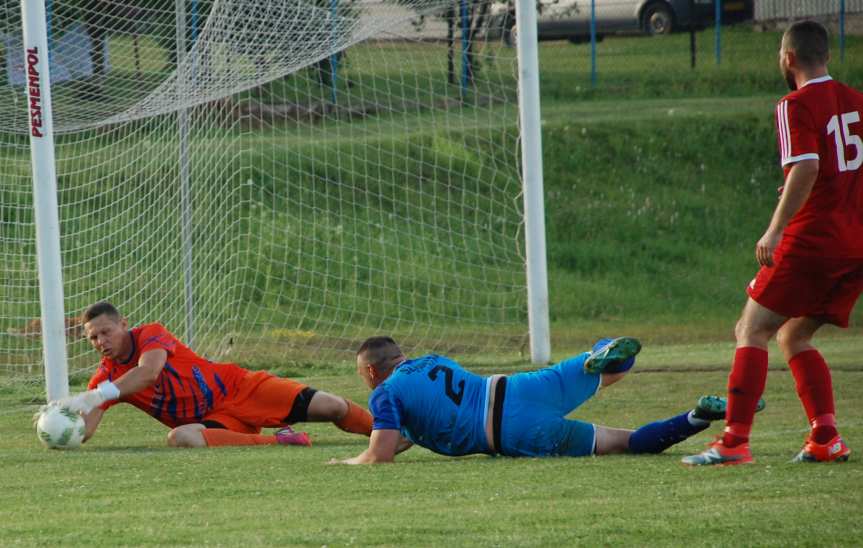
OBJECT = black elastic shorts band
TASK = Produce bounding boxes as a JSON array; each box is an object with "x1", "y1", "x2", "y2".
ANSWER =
[
  {"x1": 201, "y1": 420, "x2": 227, "y2": 429},
  {"x1": 284, "y1": 386, "x2": 318, "y2": 424},
  {"x1": 492, "y1": 376, "x2": 507, "y2": 456}
]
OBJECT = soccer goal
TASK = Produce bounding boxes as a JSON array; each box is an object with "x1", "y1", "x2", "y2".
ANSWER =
[{"x1": 1, "y1": 0, "x2": 548, "y2": 404}]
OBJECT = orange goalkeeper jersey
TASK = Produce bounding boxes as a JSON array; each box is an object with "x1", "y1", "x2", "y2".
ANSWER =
[{"x1": 87, "y1": 323, "x2": 248, "y2": 428}]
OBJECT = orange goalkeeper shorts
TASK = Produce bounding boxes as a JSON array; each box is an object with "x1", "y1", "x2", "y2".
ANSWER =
[{"x1": 202, "y1": 371, "x2": 307, "y2": 434}]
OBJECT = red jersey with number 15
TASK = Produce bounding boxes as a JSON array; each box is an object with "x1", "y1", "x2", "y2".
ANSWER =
[
  {"x1": 87, "y1": 323, "x2": 249, "y2": 428},
  {"x1": 775, "y1": 76, "x2": 863, "y2": 258}
]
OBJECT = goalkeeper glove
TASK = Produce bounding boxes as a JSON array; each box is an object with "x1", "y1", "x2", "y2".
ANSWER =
[{"x1": 54, "y1": 381, "x2": 121, "y2": 414}]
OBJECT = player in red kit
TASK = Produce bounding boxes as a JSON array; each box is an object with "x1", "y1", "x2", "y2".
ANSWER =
[
  {"x1": 56, "y1": 302, "x2": 373, "y2": 448},
  {"x1": 684, "y1": 21, "x2": 862, "y2": 465}
]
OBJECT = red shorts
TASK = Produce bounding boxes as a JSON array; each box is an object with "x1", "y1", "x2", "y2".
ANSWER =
[
  {"x1": 747, "y1": 253, "x2": 863, "y2": 327},
  {"x1": 202, "y1": 371, "x2": 307, "y2": 434}
]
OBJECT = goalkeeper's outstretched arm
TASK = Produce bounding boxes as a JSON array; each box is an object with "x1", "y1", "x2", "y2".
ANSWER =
[{"x1": 56, "y1": 348, "x2": 168, "y2": 414}]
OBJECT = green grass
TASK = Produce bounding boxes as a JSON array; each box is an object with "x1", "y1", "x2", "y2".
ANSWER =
[
  {"x1": 538, "y1": 25, "x2": 863, "y2": 101},
  {"x1": 543, "y1": 101, "x2": 776, "y2": 321},
  {"x1": 2, "y1": 23, "x2": 863, "y2": 546},
  {"x1": 1, "y1": 337, "x2": 861, "y2": 545}
]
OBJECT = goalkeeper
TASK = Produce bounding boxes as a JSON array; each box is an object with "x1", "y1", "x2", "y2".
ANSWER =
[
  {"x1": 334, "y1": 336, "x2": 763, "y2": 464},
  {"x1": 58, "y1": 301, "x2": 373, "y2": 448}
]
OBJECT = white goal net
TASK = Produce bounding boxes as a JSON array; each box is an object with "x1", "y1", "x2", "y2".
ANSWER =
[{"x1": 0, "y1": 0, "x2": 528, "y2": 404}]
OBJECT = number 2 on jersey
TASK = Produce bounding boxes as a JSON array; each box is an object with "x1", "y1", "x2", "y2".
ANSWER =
[
  {"x1": 827, "y1": 111, "x2": 863, "y2": 172},
  {"x1": 427, "y1": 365, "x2": 465, "y2": 405}
]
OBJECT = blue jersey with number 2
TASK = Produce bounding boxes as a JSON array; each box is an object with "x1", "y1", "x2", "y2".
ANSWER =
[{"x1": 368, "y1": 354, "x2": 490, "y2": 456}]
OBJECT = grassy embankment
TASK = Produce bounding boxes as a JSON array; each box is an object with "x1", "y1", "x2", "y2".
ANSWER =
[{"x1": 1, "y1": 26, "x2": 861, "y2": 370}]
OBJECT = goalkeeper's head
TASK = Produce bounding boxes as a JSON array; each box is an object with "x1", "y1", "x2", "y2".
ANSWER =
[
  {"x1": 356, "y1": 336, "x2": 406, "y2": 389},
  {"x1": 82, "y1": 301, "x2": 130, "y2": 360}
]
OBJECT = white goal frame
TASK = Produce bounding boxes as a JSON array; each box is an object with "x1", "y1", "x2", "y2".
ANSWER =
[{"x1": 18, "y1": 0, "x2": 552, "y2": 402}]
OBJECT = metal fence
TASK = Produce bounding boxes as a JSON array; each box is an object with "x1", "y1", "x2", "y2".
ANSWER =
[{"x1": 755, "y1": 0, "x2": 863, "y2": 21}]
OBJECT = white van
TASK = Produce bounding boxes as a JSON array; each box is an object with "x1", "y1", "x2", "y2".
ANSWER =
[{"x1": 487, "y1": 0, "x2": 752, "y2": 44}]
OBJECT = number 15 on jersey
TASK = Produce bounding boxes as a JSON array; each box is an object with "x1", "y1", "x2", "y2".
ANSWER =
[{"x1": 827, "y1": 111, "x2": 863, "y2": 172}]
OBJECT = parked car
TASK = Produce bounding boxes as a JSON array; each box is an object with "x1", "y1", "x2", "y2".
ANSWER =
[{"x1": 487, "y1": 0, "x2": 753, "y2": 44}]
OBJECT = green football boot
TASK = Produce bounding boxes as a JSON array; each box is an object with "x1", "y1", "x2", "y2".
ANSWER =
[
  {"x1": 691, "y1": 395, "x2": 766, "y2": 422},
  {"x1": 583, "y1": 337, "x2": 642, "y2": 374}
]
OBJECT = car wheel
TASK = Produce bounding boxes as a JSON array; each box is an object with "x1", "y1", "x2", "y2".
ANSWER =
[{"x1": 642, "y1": 3, "x2": 673, "y2": 36}]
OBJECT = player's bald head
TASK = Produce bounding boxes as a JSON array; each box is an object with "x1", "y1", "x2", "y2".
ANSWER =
[
  {"x1": 357, "y1": 336, "x2": 404, "y2": 372},
  {"x1": 782, "y1": 20, "x2": 830, "y2": 69}
]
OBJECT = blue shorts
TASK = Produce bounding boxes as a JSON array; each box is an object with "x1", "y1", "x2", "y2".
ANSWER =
[{"x1": 499, "y1": 353, "x2": 600, "y2": 457}]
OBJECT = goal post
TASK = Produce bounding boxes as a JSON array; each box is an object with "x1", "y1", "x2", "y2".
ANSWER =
[
  {"x1": 175, "y1": 0, "x2": 196, "y2": 347},
  {"x1": 20, "y1": 0, "x2": 69, "y2": 402},
  {"x1": 515, "y1": 0, "x2": 551, "y2": 364}
]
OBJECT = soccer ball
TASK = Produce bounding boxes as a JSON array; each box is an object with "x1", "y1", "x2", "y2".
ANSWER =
[{"x1": 35, "y1": 404, "x2": 85, "y2": 449}]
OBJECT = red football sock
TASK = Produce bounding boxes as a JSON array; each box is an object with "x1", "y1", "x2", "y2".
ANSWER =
[
  {"x1": 788, "y1": 349, "x2": 837, "y2": 444},
  {"x1": 723, "y1": 347, "x2": 769, "y2": 447},
  {"x1": 335, "y1": 399, "x2": 373, "y2": 436},
  {"x1": 201, "y1": 429, "x2": 277, "y2": 447}
]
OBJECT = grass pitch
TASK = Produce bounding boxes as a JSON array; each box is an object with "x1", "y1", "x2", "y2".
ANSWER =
[
  {"x1": 1, "y1": 336, "x2": 861, "y2": 546},
  {"x1": 1, "y1": 27, "x2": 862, "y2": 545}
]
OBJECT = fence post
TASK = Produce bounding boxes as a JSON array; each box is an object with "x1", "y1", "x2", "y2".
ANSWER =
[
  {"x1": 460, "y1": 0, "x2": 469, "y2": 98},
  {"x1": 191, "y1": 0, "x2": 199, "y2": 41},
  {"x1": 715, "y1": 0, "x2": 721, "y2": 65},
  {"x1": 46, "y1": 0, "x2": 52, "y2": 62},
  {"x1": 590, "y1": 0, "x2": 597, "y2": 86},
  {"x1": 331, "y1": 0, "x2": 339, "y2": 104},
  {"x1": 839, "y1": 0, "x2": 846, "y2": 64},
  {"x1": 191, "y1": 0, "x2": 199, "y2": 82},
  {"x1": 689, "y1": 0, "x2": 696, "y2": 69}
]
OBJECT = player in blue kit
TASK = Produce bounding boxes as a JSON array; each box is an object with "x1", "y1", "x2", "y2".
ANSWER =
[{"x1": 334, "y1": 336, "x2": 758, "y2": 463}]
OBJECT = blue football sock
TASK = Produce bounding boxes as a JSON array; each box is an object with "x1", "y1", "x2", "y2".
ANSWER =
[{"x1": 628, "y1": 411, "x2": 710, "y2": 454}]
